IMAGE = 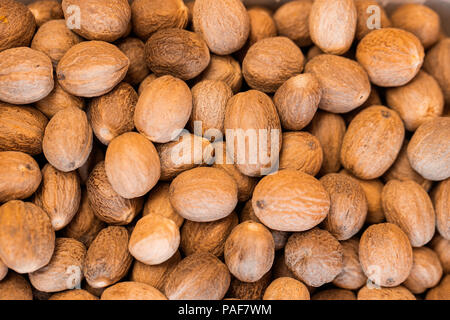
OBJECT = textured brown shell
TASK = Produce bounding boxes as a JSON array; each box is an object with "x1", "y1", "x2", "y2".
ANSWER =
[
  {"x1": 43, "y1": 107, "x2": 93, "y2": 172},
  {"x1": 433, "y1": 179, "x2": 450, "y2": 239},
  {"x1": 181, "y1": 212, "x2": 238, "y2": 257},
  {"x1": 57, "y1": 41, "x2": 130, "y2": 98},
  {"x1": 27, "y1": 0, "x2": 63, "y2": 27},
  {"x1": 88, "y1": 82, "x2": 137, "y2": 145},
  {"x1": 29, "y1": 238, "x2": 86, "y2": 293},
  {"x1": 426, "y1": 274, "x2": 450, "y2": 300},
  {"x1": 131, "y1": 0, "x2": 188, "y2": 41},
  {"x1": 359, "y1": 223, "x2": 413, "y2": 287},
  {"x1": 304, "y1": 54, "x2": 371, "y2": 113},
  {"x1": 49, "y1": 289, "x2": 98, "y2": 300},
  {"x1": 340, "y1": 106, "x2": 405, "y2": 180},
  {"x1": 312, "y1": 289, "x2": 356, "y2": 300},
  {"x1": 197, "y1": 55, "x2": 242, "y2": 94},
  {"x1": 101, "y1": 282, "x2": 167, "y2": 300},
  {"x1": 86, "y1": 161, "x2": 143, "y2": 225},
  {"x1": 357, "y1": 285, "x2": 415, "y2": 300},
  {"x1": 0, "y1": 0, "x2": 36, "y2": 52},
  {"x1": 227, "y1": 271, "x2": 271, "y2": 300},
  {"x1": 31, "y1": 19, "x2": 82, "y2": 68},
  {"x1": 279, "y1": 132, "x2": 323, "y2": 176},
  {"x1": 224, "y1": 221, "x2": 275, "y2": 283},
  {"x1": 274, "y1": 73, "x2": 321, "y2": 131},
  {"x1": 354, "y1": 0, "x2": 391, "y2": 41},
  {"x1": 35, "y1": 81, "x2": 84, "y2": 118},
  {"x1": 0, "y1": 272, "x2": 33, "y2": 300},
  {"x1": 430, "y1": 235, "x2": 450, "y2": 274},
  {"x1": 424, "y1": 39, "x2": 450, "y2": 104},
  {"x1": 274, "y1": 0, "x2": 312, "y2": 47},
  {"x1": 134, "y1": 75, "x2": 192, "y2": 143},
  {"x1": 263, "y1": 277, "x2": 310, "y2": 300},
  {"x1": 165, "y1": 252, "x2": 230, "y2": 300},
  {"x1": 143, "y1": 183, "x2": 184, "y2": 227},
  {"x1": 386, "y1": 71, "x2": 444, "y2": 131},
  {"x1": 309, "y1": 0, "x2": 356, "y2": 55},
  {"x1": 382, "y1": 180, "x2": 435, "y2": 247},
  {"x1": 407, "y1": 117, "x2": 450, "y2": 181},
  {"x1": 84, "y1": 226, "x2": 132, "y2": 289},
  {"x1": 33, "y1": 164, "x2": 81, "y2": 231},
  {"x1": 309, "y1": 111, "x2": 346, "y2": 174},
  {"x1": 356, "y1": 28, "x2": 424, "y2": 87},
  {"x1": 130, "y1": 251, "x2": 181, "y2": 293},
  {"x1": 193, "y1": 0, "x2": 249, "y2": 55},
  {"x1": 105, "y1": 132, "x2": 161, "y2": 199},
  {"x1": 243, "y1": 37, "x2": 304, "y2": 93},
  {"x1": 169, "y1": 167, "x2": 238, "y2": 222},
  {"x1": 333, "y1": 238, "x2": 367, "y2": 290},
  {"x1": 285, "y1": 228, "x2": 344, "y2": 287},
  {"x1": 252, "y1": 170, "x2": 330, "y2": 232},
  {"x1": 0, "y1": 152, "x2": 41, "y2": 203},
  {"x1": 144, "y1": 28, "x2": 210, "y2": 81},
  {"x1": 320, "y1": 174, "x2": 367, "y2": 240},
  {"x1": 0, "y1": 201, "x2": 55, "y2": 274},
  {"x1": 246, "y1": 7, "x2": 277, "y2": 46},
  {"x1": 117, "y1": 37, "x2": 149, "y2": 86},
  {"x1": 224, "y1": 90, "x2": 282, "y2": 177},
  {"x1": 61, "y1": 0, "x2": 131, "y2": 42},
  {"x1": 0, "y1": 47, "x2": 54, "y2": 105}
]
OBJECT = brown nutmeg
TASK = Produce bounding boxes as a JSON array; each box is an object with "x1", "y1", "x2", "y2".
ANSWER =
[
  {"x1": 430, "y1": 235, "x2": 450, "y2": 274},
  {"x1": 0, "y1": 151, "x2": 41, "y2": 203},
  {"x1": 354, "y1": 0, "x2": 391, "y2": 41},
  {"x1": 333, "y1": 238, "x2": 367, "y2": 290},
  {"x1": 49, "y1": 289, "x2": 98, "y2": 300},
  {"x1": 274, "y1": 74, "x2": 322, "y2": 131},
  {"x1": 246, "y1": 7, "x2": 277, "y2": 47},
  {"x1": 252, "y1": 170, "x2": 330, "y2": 232},
  {"x1": 101, "y1": 282, "x2": 167, "y2": 300},
  {"x1": 279, "y1": 131, "x2": 323, "y2": 176},
  {"x1": 164, "y1": 252, "x2": 231, "y2": 300},
  {"x1": 309, "y1": 0, "x2": 356, "y2": 55},
  {"x1": 227, "y1": 271, "x2": 271, "y2": 300},
  {"x1": 382, "y1": 180, "x2": 435, "y2": 247},
  {"x1": 43, "y1": 107, "x2": 93, "y2": 172},
  {"x1": 340, "y1": 106, "x2": 405, "y2": 180},
  {"x1": 274, "y1": 0, "x2": 312, "y2": 47},
  {"x1": 433, "y1": 179, "x2": 450, "y2": 240},
  {"x1": 312, "y1": 288, "x2": 356, "y2": 300},
  {"x1": 145, "y1": 28, "x2": 210, "y2": 81},
  {"x1": 0, "y1": 201, "x2": 55, "y2": 274},
  {"x1": 426, "y1": 275, "x2": 450, "y2": 300},
  {"x1": 357, "y1": 285, "x2": 415, "y2": 300},
  {"x1": 117, "y1": 37, "x2": 150, "y2": 86},
  {"x1": 320, "y1": 174, "x2": 367, "y2": 241},
  {"x1": 407, "y1": 117, "x2": 450, "y2": 181},
  {"x1": 87, "y1": 82, "x2": 137, "y2": 145},
  {"x1": 29, "y1": 238, "x2": 86, "y2": 293},
  {"x1": 181, "y1": 212, "x2": 238, "y2": 257},
  {"x1": 33, "y1": 164, "x2": 81, "y2": 231},
  {"x1": 243, "y1": 37, "x2": 304, "y2": 93},
  {"x1": 224, "y1": 221, "x2": 275, "y2": 283},
  {"x1": 143, "y1": 183, "x2": 184, "y2": 228},
  {"x1": 424, "y1": 39, "x2": 450, "y2": 105},
  {"x1": 359, "y1": 223, "x2": 413, "y2": 287},
  {"x1": 285, "y1": 228, "x2": 344, "y2": 287},
  {"x1": 193, "y1": 0, "x2": 249, "y2": 55},
  {"x1": 138, "y1": 74, "x2": 158, "y2": 96},
  {"x1": 263, "y1": 277, "x2": 310, "y2": 300},
  {"x1": 84, "y1": 226, "x2": 132, "y2": 289},
  {"x1": 27, "y1": 0, "x2": 63, "y2": 27},
  {"x1": 35, "y1": 81, "x2": 84, "y2": 119},
  {"x1": 197, "y1": 55, "x2": 243, "y2": 94},
  {"x1": 356, "y1": 28, "x2": 424, "y2": 87},
  {"x1": 304, "y1": 54, "x2": 371, "y2": 113},
  {"x1": 0, "y1": 272, "x2": 33, "y2": 300},
  {"x1": 0, "y1": 0, "x2": 36, "y2": 52}
]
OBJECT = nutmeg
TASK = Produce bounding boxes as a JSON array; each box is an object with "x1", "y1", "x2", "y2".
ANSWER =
[
  {"x1": 0, "y1": 272, "x2": 33, "y2": 300},
  {"x1": 274, "y1": 0, "x2": 312, "y2": 47},
  {"x1": 197, "y1": 55, "x2": 243, "y2": 94},
  {"x1": 246, "y1": 6, "x2": 277, "y2": 46},
  {"x1": 138, "y1": 74, "x2": 158, "y2": 96},
  {"x1": 27, "y1": 0, "x2": 63, "y2": 27},
  {"x1": 426, "y1": 274, "x2": 450, "y2": 300},
  {"x1": 312, "y1": 288, "x2": 356, "y2": 300},
  {"x1": 263, "y1": 277, "x2": 310, "y2": 300},
  {"x1": 333, "y1": 238, "x2": 367, "y2": 290},
  {"x1": 227, "y1": 271, "x2": 271, "y2": 300},
  {"x1": 35, "y1": 81, "x2": 84, "y2": 119},
  {"x1": 432, "y1": 179, "x2": 450, "y2": 240},
  {"x1": 354, "y1": 0, "x2": 391, "y2": 41},
  {"x1": 49, "y1": 289, "x2": 98, "y2": 300},
  {"x1": 430, "y1": 235, "x2": 450, "y2": 274},
  {"x1": 424, "y1": 39, "x2": 450, "y2": 105},
  {"x1": 101, "y1": 282, "x2": 167, "y2": 300},
  {"x1": 117, "y1": 37, "x2": 149, "y2": 86},
  {"x1": 143, "y1": 183, "x2": 184, "y2": 228},
  {"x1": 357, "y1": 285, "x2": 415, "y2": 300}
]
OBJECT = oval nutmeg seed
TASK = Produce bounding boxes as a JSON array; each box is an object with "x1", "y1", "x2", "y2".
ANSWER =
[
  {"x1": 263, "y1": 277, "x2": 310, "y2": 301},
  {"x1": 143, "y1": 183, "x2": 184, "y2": 228},
  {"x1": 101, "y1": 282, "x2": 167, "y2": 300},
  {"x1": 0, "y1": 272, "x2": 33, "y2": 300},
  {"x1": 244, "y1": 6, "x2": 277, "y2": 50},
  {"x1": 197, "y1": 55, "x2": 243, "y2": 94},
  {"x1": 274, "y1": 0, "x2": 313, "y2": 47},
  {"x1": 354, "y1": 0, "x2": 391, "y2": 41},
  {"x1": 433, "y1": 179, "x2": 450, "y2": 240},
  {"x1": 340, "y1": 106, "x2": 405, "y2": 180},
  {"x1": 357, "y1": 285, "x2": 415, "y2": 300},
  {"x1": 117, "y1": 37, "x2": 150, "y2": 86},
  {"x1": 359, "y1": 223, "x2": 413, "y2": 287},
  {"x1": 333, "y1": 238, "x2": 367, "y2": 290},
  {"x1": 193, "y1": 0, "x2": 250, "y2": 55},
  {"x1": 430, "y1": 235, "x2": 450, "y2": 274},
  {"x1": 424, "y1": 39, "x2": 450, "y2": 105},
  {"x1": 27, "y1": 0, "x2": 63, "y2": 27},
  {"x1": 169, "y1": 167, "x2": 238, "y2": 222},
  {"x1": 105, "y1": 132, "x2": 161, "y2": 199},
  {"x1": 35, "y1": 81, "x2": 84, "y2": 119},
  {"x1": 426, "y1": 275, "x2": 450, "y2": 300},
  {"x1": 252, "y1": 170, "x2": 330, "y2": 232}
]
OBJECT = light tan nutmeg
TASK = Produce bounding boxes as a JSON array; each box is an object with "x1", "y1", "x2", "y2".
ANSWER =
[
  {"x1": 105, "y1": 132, "x2": 161, "y2": 199},
  {"x1": 432, "y1": 179, "x2": 450, "y2": 240},
  {"x1": 143, "y1": 183, "x2": 184, "y2": 228},
  {"x1": 333, "y1": 238, "x2": 367, "y2": 290},
  {"x1": 274, "y1": 0, "x2": 313, "y2": 47},
  {"x1": 193, "y1": 0, "x2": 249, "y2": 55},
  {"x1": 357, "y1": 285, "x2": 415, "y2": 300},
  {"x1": 144, "y1": 29, "x2": 210, "y2": 81},
  {"x1": 312, "y1": 289, "x2": 356, "y2": 300},
  {"x1": 285, "y1": 228, "x2": 344, "y2": 287},
  {"x1": 243, "y1": 37, "x2": 304, "y2": 93},
  {"x1": 134, "y1": 75, "x2": 192, "y2": 144},
  {"x1": 227, "y1": 271, "x2": 272, "y2": 300},
  {"x1": 87, "y1": 82, "x2": 138, "y2": 145},
  {"x1": 309, "y1": 0, "x2": 356, "y2": 55},
  {"x1": 340, "y1": 106, "x2": 405, "y2": 180},
  {"x1": 116, "y1": 37, "x2": 150, "y2": 86},
  {"x1": 263, "y1": 277, "x2": 310, "y2": 300},
  {"x1": 35, "y1": 81, "x2": 84, "y2": 119},
  {"x1": 129, "y1": 215, "x2": 180, "y2": 266},
  {"x1": 33, "y1": 164, "x2": 81, "y2": 231},
  {"x1": 49, "y1": 289, "x2": 98, "y2": 300},
  {"x1": 29, "y1": 238, "x2": 86, "y2": 293},
  {"x1": 164, "y1": 252, "x2": 231, "y2": 300},
  {"x1": 27, "y1": 0, "x2": 63, "y2": 27},
  {"x1": 57, "y1": 41, "x2": 129, "y2": 98},
  {"x1": 359, "y1": 223, "x2": 413, "y2": 287},
  {"x1": 356, "y1": 28, "x2": 424, "y2": 87},
  {"x1": 0, "y1": 201, "x2": 55, "y2": 274},
  {"x1": 252, "y1": 170, "x2": 330, "y2": 232},
  {"x1": 0, "y1": 272, "x2": 33, "y2": 300},
  {"x1": 274, "y1": 73, "x2": 322, "y2": 131},
  {"x1": 61, "y1": 0, "x2": 131, "y2": 42},
  {"x1": 354, "y1": 0, "x2": 391, "y2": 41},
  {"x1": 101, "y1": 282, "x2": 167, "y2": 300},
  {"x1": 0, "y1": 47, "x2": 54, "y2": 105},
  {"x1": 197, "y1": 55, "x2": 243, "y2": 94},
  {"x1": 424, "y1": 39, "x2": 450, "y2": 105},
  {"x1": 138, "y1": 74, "x2": 158, "y2": 96},
  {"x1": 407, "y1": 117, "x2": 450, "y2": 181},
  {"x1": 224, "y1": 221, "x2": 275, "y2": 283},
  {"x1": 304, "y1": 54, "x2": 371, "y2": 113},
  {"x1": 169, "y1": 167, "x2": 238, "y2": 222}
]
